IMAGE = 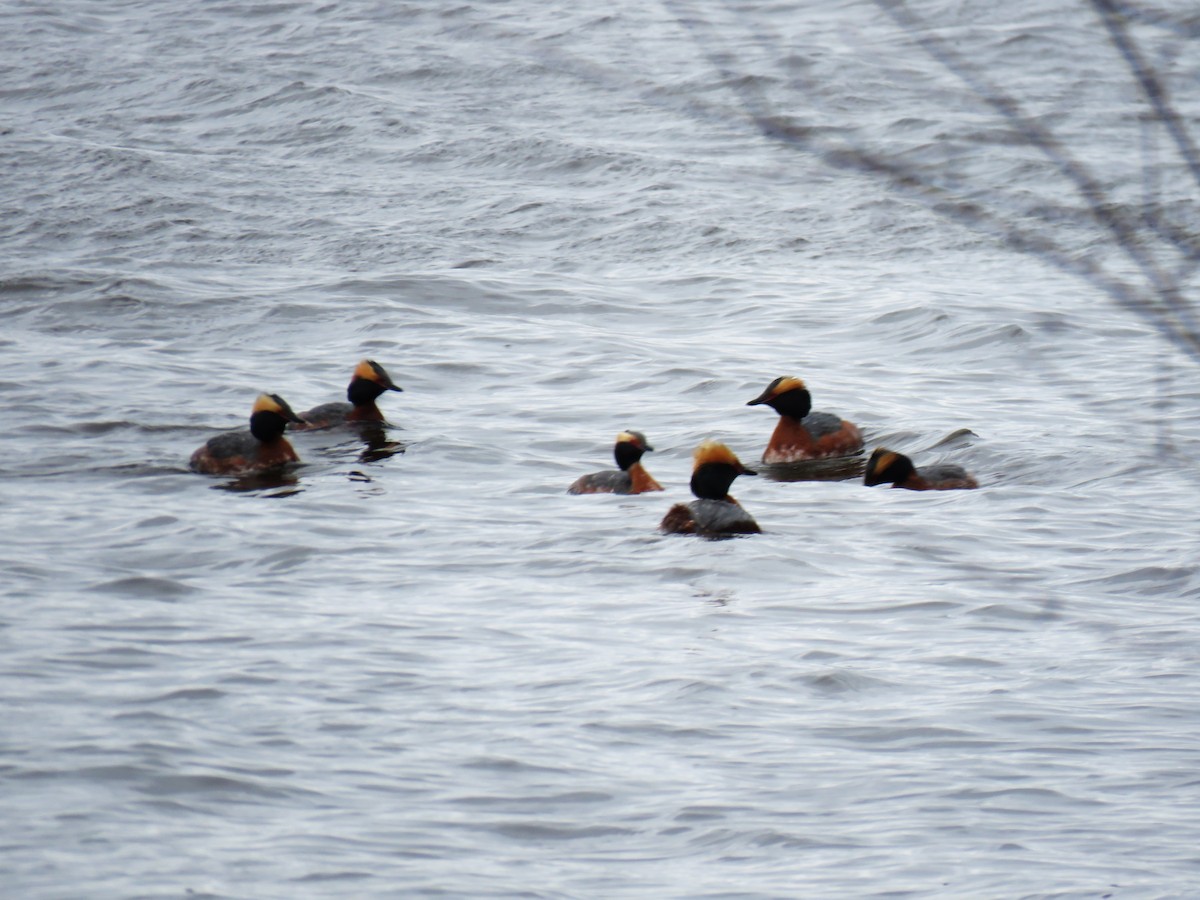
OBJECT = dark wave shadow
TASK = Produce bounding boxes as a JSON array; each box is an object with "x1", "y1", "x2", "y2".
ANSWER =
[
  {"x1": 212, "y1": 470, "x2": 303, "y2": 497},
  {"x1": 759, "y1": 454, "x2": 866, "y2": 483},
  {"x1": 294, "y1": 421, "x2": 407, "y2": 464},
  {"x1": 353, "y1": 422, "x2": 407, "y2": 463}
]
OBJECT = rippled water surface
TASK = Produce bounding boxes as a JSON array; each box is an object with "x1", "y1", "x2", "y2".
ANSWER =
[{"x1": 5, "y1": 1, "x2": 1200, "y2": 897}]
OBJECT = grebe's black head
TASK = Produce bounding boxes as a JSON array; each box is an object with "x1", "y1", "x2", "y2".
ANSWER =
[
  {"x1": 249, "y1": 393, "x2": 302, "y2": 442},
  {"x1": 746, "y1": 376, "x2": 812, "y2": 420},
  {"x1": 347, "y1": 359, "x2": 403, "y2": 406},
  {"x1": 864, "y1": 448, "x2": 914, "y2": 486},
  {"x1": 690, "y1": 440, "x2": 756, "y2": 500},
  {"x1": 613, "y1": 430, "x2": 653, "y2": 471}
]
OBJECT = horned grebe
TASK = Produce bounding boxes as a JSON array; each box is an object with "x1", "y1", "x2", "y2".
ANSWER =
[
  {"x1": 294, "y1": 359, "x2": 402, "y2": 430},
  {"x1": 190, "y1": 393, "x2": 302, "y2": 475},
  {"x1": 568, "y1": 430, "x2": 664, "y2": 495},
  {"x1": 863, "y1": 448, "x2": 978, "y2": 491},
  {"x1": 660, "y1": 441, "x2": 760, "y2": 536},
  {"x1": 746, "y1": 376, "x2": 863, "y2": 463}
]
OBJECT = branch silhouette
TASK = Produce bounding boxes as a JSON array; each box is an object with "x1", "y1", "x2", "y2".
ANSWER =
[
  {"x1": 664, "y1": 0, "x2": 1200, "y2": 362},
  {"x1": 468, "y1": 3, "x2": 1200, "y2": 361}
]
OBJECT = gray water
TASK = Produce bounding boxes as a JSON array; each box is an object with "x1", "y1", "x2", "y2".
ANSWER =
[{"x1": 4, "y1": 1, "x2": 1200, "y2": 897}]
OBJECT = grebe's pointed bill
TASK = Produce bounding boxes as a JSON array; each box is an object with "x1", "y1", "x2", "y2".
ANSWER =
[{"x1": 746, "y1": 376, "x2": 804, "y2": 406}]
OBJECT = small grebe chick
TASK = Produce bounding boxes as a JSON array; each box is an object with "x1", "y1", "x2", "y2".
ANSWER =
[
  {"x1": 864, "y1": 448, "x2": 978, "y2": 491},
  {"x1": 190, "y1": 393, "x2": 302, "y2": 476},
  {"x1": 294, "y1": 359, "x2": 402, "y2": 430},
  {"x1": 568, "y1": 430, "x2": 664, "y2": 495},
  {"x1": 660, "y1": 441, "x2": 760, "y2": 536},
  {"x1": 747, "y1": 375, "x2": 863, "y2": 463}
]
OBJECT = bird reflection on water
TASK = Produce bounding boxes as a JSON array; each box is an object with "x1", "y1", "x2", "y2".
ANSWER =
[
  {"x1": 757, "y1": 454, "x2": 866, "y2": 484},
  {"x1": 213, "y1": 470, "x2": 303, "y2": 497}
]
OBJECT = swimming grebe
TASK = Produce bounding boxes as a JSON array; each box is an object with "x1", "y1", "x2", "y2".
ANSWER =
[
  {"x1": 294, "y1": 359, "x2": 402, "y2": 430},
  {"x1": 190, "y1": 393, "x2": 302, "y2": 475},
  {"x1": 747, "y1": 376, "x2": 863, "y2": 463},
  {"x1": 863, "y1": 448, "x2": 978, "y2": 491},
  {"x1": 660, "y1": 441, "x2": 760, "y2": 535},
  {"x1": 568, "y1": 430, "x2": 664, "y2": 495}
]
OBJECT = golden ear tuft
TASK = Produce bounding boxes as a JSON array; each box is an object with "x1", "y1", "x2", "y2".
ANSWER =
[
  {"x1": 772, "y1": 376, "x2": 806, "y2": 397},
  {"x1": 354, "y1": 359, "x2": 399, "y2": 390},
  {"x1": 867, "y1": 449, "x2": 899, "y2": 475},
  {"x1": 617, "y1": 430, "x2": 651, "y2": 449},
  {"x1": 253, "y1": 393, "x2": 283, "y2": 415},
  {"x1": 693, "y1": 440, "x2": 741, "y2": 469}
]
